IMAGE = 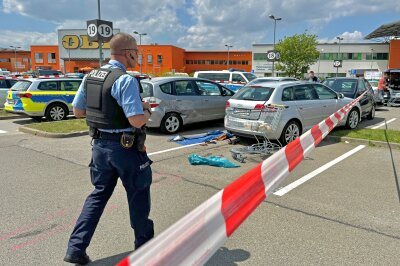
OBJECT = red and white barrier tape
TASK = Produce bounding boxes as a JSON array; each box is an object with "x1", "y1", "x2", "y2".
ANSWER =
[{"x1": 117, "y1": 92, "x2": 365, "y2": 266}]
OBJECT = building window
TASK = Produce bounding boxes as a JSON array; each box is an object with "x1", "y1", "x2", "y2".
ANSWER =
[
  {"x1": 147, "y1": 54, "x2": 152, "y2": 64},
  {"x1": 253, "y1": 53, "x2": 268, "y2": 60},
  {"x1": 366, "y1": 53, "x2": 388, "y2": 60},
  {"x1": 47, "y1": 53, "x2": 56, "y2": 63},
  {"x1": 35, "y1": 53, "x2": 43, "y2": 63},
  {"x1": 138, "y1": 54, "x2": 143, "y2": 65}
]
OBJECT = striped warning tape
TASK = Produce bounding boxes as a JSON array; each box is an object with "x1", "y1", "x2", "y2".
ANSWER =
[{"x1": 116, "y1": 92, "x2": 365, "y2": 266}]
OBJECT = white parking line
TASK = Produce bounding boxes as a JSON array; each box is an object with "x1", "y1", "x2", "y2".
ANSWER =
[
  {"x1": 0, "y1": 129, "x2": 7, "y2": 134},
  {"x1": 148, "y1": 143, "x2": 203, "y2": 156},
  {"x1": 371, "y1": 118, "x2": 397, "y2": 129},
  {"x1": 273, "y1": 145, "x2": 366, "y2": 196}
]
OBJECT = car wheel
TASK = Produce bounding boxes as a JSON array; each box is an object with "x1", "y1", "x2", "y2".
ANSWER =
[
  {"x1": 45, "y1": 103, "x2": 68, "y2": 121},
  {"x1": 280, "y1": 120, "x2": 301, "y2": 146},
  {"x1": 367, "y1": 105, "x2": 375, "y2": 120},
  {"x1": 346, "y1": 108, "x2": 359, "y2": 129},
  {"x1": 160, "y1": 113, "x2": 182, "y2": 134}
]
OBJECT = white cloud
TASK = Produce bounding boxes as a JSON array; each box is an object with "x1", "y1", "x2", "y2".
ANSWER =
[
  {"x1": 318, "y1": 31, "x2": 365, "y2": 43},
  {"x1": 0, "y1": 30, "x2": 57, "y2": 50},
  {"x1": 2, "y1": 0, "x2": 400, "y2": 50}
]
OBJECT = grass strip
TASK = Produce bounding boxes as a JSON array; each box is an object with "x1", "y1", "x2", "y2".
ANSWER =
[
  {"x1": 25, "y1": 118, "x2": 88, "y2": 133},
  {"x1": 330, "y1": 128, "x2": 400, "y2": 144}
]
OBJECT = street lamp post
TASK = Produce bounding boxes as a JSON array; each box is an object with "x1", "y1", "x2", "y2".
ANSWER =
[
  {"x1": 269, "y1": 14, "x2": 282, "y2": 77},
  {"x1": 62, "y1": 41, "x2": 74, "y2": 73},
  {"x1": 10, "y1": 45, "x2": 21, "y2": 73},
  {"x1": 134, "y1": 31, "x2": 147, "y2": 73},
  {"x1": 317, "y1": 48, "x2": 324, "y2": 78},
  {"x1": 336, "y1": 36, "x2": 343, "y2": 77},
  {"x1": 225, "y1": 44, "x2": 233, "y2": 69},
  {"x1": 370, "y1": 48, "x2": 374, "y2": 71}
]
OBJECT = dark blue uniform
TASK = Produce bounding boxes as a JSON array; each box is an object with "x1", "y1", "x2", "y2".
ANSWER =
[{"x1": 66, "y1": 60, "x2": 154, "y2": 259}]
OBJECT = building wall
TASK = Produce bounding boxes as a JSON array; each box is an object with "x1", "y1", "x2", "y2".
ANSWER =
[
  {"x1": 184, "y1": 51, "x2": 252, "y2": 74},
  {"x1": 30, "y1": 45, "x2": 60, "y2": 71},
  {"x1": 388, "y1": 40, "x2": 400, "y2": 69},
  {"x1": 253, "y1": 43, "x2": 389, "y2": 77},
  {"x1": 0, "y1": 50, "x2": 31, "y2": 73}
]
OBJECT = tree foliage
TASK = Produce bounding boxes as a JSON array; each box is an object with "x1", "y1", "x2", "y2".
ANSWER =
[{"x1": 275, "y1": 33, "x2": 319, "y2": 79}]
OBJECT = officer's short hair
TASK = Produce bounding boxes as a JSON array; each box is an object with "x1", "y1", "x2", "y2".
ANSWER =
[{"x1": 110, "y1": 33, "x2": 137, "y2": 55}]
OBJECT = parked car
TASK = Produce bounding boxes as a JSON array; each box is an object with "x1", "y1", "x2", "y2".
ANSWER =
[
  {"x1": 140, "y1": 77, "x2": 234, "y2": 133},
  {"x1": 65, "y1": 73, "x2": 85, "y2": 78},
  {"x1": 225, "y1": 81, "x2": 362, "y2": 145},
  {"x1": 4, "y1": 78, "x2": 82, "y2": 121},
  {"x1": 247, "y1": 77, "x2": 298, "y2": 85},
  {"x1": 323, "y1": 77, "x2": 376, "y2": 119},
  {"x1": 193, "y1": 70, "x2": 257, "y2": 92},
  {"x1": 0, "y1": 76, "x2": 18, "y2": 108},
  {"x1": 366, "y1": 79, "x2": 383, "y2": 105}
]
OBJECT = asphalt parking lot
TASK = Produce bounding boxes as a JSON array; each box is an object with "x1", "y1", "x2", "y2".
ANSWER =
[{"x1": 0, "y1": 107, "x2": 399, "y2": 265}]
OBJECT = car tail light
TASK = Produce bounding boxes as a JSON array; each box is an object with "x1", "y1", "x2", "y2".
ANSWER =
[
  {"x1": 225, "y1": 101, "x2": 230, "y2": 109},
  {"x1": 150, "y1": 103, "x2": 159, "y2": 108},
  {"x1": 254, "y1": 104, "x2": 265, "y2": 110},
  {"x1": 17, "y1": 93, "x2": 32, "y2": 98}
]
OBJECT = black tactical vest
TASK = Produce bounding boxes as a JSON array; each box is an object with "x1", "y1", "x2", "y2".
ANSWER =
[{"x1": 85, "y1": 68, "x2": 131, "y2": 129}]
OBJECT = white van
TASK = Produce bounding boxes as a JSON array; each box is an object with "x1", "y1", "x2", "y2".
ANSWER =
[{"x1": 194, "y1": 70, "x2": 257, "y2": 92}]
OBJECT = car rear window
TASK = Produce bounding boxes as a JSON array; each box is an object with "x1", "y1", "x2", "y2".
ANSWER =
[
  {"x1": 11, "y1": 81, "x2": 32, "y2": 91},
  {"x1": 231, "y1": 86, "x2": 274, "y2": 101},
  {"x1": 0, "y1": 80, "x2": 8, "y2": 88},
  {"x1": 243, "y1": 73, "x2": 257, "y2": 81},
  {"x1": 140, "y1": 82, "x2": 154, "y2": 97}
]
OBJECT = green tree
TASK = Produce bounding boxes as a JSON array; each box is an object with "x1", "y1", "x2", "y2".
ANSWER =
[{"x1": 275, "y1": 33, "x2": 319, "y2": 79}]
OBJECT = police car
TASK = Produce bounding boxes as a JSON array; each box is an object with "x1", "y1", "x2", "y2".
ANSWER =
[{"x1": 4, "y1": 78, "x2": 82, "y2": 121}]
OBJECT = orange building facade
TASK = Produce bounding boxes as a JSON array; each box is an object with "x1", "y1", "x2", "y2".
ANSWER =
[
  {"x1": 0, "y1": 50, "x2": 31, "y2": 73},
  {"x1": 389, "y1": 40, "x2": 400, "y2": 69},
  {"x1": 184, "y1": 51, "x2": 252, "y2": 73},
  {"x1": 30, "y1": 45, "x2": 61, "y2": 71}
]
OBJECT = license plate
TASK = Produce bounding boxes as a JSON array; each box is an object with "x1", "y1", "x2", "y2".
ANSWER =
[{"x1": 233, "y1": 108, "x2": 250, "y2": 115}]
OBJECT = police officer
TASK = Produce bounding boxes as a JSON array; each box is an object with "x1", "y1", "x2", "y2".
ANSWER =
[{"x1": 64, "y1": 32, "x2": 154, "y2": 265}]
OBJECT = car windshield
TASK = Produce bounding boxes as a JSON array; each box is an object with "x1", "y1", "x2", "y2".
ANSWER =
[
  {"x1": 243, "y1": 73, "x2": 257, "y2": 81},
  {"x1": 231, "y1": 86, "x2": 274, "y2": 101},
  {"x1": 323, "y1": 79, "x2": 357, "y2": 98},
  {"x1": 10, "y1": 81, "x2": 32, "y2": 91},
  {"x1": 368, "y1": 80, "x2": 378, "y2": 87}
]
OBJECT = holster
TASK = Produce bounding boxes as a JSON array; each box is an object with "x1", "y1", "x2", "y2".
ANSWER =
[
  {"x1": 134, "y1": 127, "x2": 147, "y2": 152},
  {"x1": 89, "y1": 127, "x2": 100, "y2": 139}
]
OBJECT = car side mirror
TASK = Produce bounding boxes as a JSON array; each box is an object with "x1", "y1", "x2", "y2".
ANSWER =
[{"x1": 338, "y1": 93, "x2": 344, "y2": 99}]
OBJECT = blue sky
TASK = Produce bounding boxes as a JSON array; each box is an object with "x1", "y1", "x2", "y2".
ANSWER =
[{"x1": 1, "y1": 0, "x2": 400, "y2": 51}]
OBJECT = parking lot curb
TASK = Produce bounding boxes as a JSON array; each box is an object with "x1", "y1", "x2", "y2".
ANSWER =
[
  {"x1": 0, "y1": 115, "x2": 25, "y2": 120},
  {"x1": 326, "y1": 135, "x2": 400, "y2": 150},
  {"x1": 19, "y1": 126, "x2": 89, "y2": 138}
]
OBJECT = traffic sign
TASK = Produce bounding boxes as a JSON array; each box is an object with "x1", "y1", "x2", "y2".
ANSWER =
[
  {"x1": 266, "y1": 50, "x2": 280, "y2": 62},
  {"x1": 86, "y1": 19, "x2": 113, "y2": 42},
  {"x1": 333, "y1": 60, "x2": 342, "y2": 68}
]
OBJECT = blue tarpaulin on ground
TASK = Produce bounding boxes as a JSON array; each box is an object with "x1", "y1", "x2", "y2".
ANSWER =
[
  {"x1": 171, "y1": 130, "x2": 227, "y2": 145},
  {"x1": 188, "y1": 154, "x2": 239, "y2": 168}
]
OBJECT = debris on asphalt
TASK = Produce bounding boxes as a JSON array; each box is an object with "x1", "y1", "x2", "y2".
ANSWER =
[
  {"x1": 188, "y1": 154, "x2": 240, "y2": 168},
  {"x1": 169, "y1": 130, "x2": 233, "y2": 145}
]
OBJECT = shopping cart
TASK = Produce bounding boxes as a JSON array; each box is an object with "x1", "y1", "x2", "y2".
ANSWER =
[{"x1": 230, "y1": 104, "x2": 287, "y2": 163}]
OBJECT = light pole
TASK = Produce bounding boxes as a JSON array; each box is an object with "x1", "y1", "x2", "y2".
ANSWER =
[
  {"x1": 317, "y1": 48, "x2": 324, "y2": 78},
  {"x1": 225, "y1": 44, "x2": 233, "y2": 69},
  {"x1": 10, "y1": 45, "x2": 21, "y2": 73},
  {"x1": 269, "y1": 14, "x2": 282, "y2": 77},
  {"x1": 62, "y1": 40, "x2": 74, "y2": 73},
  {"x1": 336, "y1": 36, "x2": 343, "y2": 77},
  {"x1": 97, "y1": 0, "x2": 103, "y2": 67},
  {"x1": 134, "y1": 31, "x2": 147, "y2": 73},
  {"x1": 370, "y1": 48, "x2": 374, "y2": 71}
]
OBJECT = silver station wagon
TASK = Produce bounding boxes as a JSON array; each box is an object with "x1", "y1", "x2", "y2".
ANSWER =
[
  {"x1": 140, "y1": 77, "x2": 234, "y2": 133},
  {"x1": 225, "y1": 81, "x2": 363, "y2": 145}
]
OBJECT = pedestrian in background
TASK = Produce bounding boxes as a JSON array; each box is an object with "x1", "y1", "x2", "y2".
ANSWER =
[
  {"x1": 308, "y1": 71, "x2": 320, "y2": 82},
  {"x1": 64, "y1": 32, "x2": 154, "y2": 265}
]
